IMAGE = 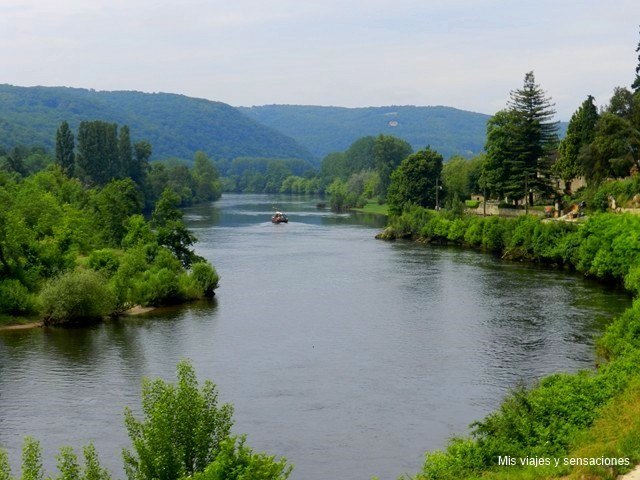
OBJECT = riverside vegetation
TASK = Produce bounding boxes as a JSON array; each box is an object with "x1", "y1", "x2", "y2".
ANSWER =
[
  {"x1": 371, "y1": 32, "x2": 640, "y2": 480},
  {"x1": 0, "y1": 360, "x2": 292, "y2": 480},
  {"x1": 0, "y1": 121, "x2": 222, "y2": 326},
  {"x1": 378, "y1": 208, "x2": 640, "y2": 479}
]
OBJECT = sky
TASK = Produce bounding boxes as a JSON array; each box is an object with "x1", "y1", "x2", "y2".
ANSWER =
[{"x1": 1, "y1": 0, "x2": 639, "y2": 119}]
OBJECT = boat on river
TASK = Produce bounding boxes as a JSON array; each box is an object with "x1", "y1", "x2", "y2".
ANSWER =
[{"x1": 271, "y1": 211, "x2": 288, "y2": 224}]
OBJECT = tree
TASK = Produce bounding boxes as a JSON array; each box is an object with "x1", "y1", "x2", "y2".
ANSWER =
[
  {"x1": 633, "y1": 26, "x2": 640, "y2": 93},
  {"x1": 132, "y1": 140, "x2": 152, "y2": 185},
  {"x1": 386, "y1": 147, "x2": 443, "y2": 215},
  {"x1": 118, "y1": 126, "x2": 133, "y2": 179},
  {"x1": 441, "y1": 155, "x2": 484, "y2": 202},
  {"x1": 92, "y1": 178, "x2": 143, "y2": 246},
  {"x1": 580, "y1": 112, "x2": 640, "y2": 181},
  {"x1": 76, "y1": 121, "x2": 119, "y2": 185},
  {"x1": 607, "y1": 87, "x2": 635, "y2": 120},
  {"x1": 192, "y1": 152, "x2": 222, "y2": 202},
  {"x1": 55, "y1": 121, "x2": 75, "y2": 175},
  {"x1": 484, "y1": 72, "x2": 558, "y2": 204},
  {"x1": 152, "y1": 188, "x2": 202, "y2": 268},
  {"x1": 552, "y1": 95, "x2": 599, "y2": 189},
  {"x1": 122, "y1": 360, "x2": 233, "y2": 480},
  {"x1": 373, "y1": 134, "x2": 413, "y2": 200}
]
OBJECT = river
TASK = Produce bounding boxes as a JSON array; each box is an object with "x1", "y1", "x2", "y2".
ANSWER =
[{"x1": 0, "y1": 194, "x2": 630, "y2": 480}]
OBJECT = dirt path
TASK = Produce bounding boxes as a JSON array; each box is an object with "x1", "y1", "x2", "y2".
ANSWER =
[
  {"x1": 621, "y1": 465, "x2": 640, "y2": 479},
  {"x1": 0, "y1": 321, "x2": 42, "y2": 331}
]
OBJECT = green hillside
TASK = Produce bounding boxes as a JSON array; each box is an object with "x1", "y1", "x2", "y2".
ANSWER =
[
  {"x1": 239, "y1": 104, "x2": 493, "y2": 159},
  {"x1": 0, "y1": 85, "x2": 313, "y2": 161}
]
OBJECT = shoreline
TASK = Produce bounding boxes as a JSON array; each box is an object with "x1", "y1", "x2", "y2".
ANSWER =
[{"x1": 0, "y1": 305, "x2": 158, "y2": 332}]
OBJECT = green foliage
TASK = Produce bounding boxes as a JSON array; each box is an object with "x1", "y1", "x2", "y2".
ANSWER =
[
  {"x1": 0, "y1": 279, "x2": 37, "y2": 315},
  {"x1": 0, "y1": 85, "x2": 312, "y2": 161},
  {"x1": 553, "y1": 95, "x2": 598, "y2": 185},
  {"x1": 464, "y1": 200, "x2": 479, "y2": 208},
  {"x1": 385, "y1": 208, "x2": 640, "y2": 480},
  {"x1": 152, "y1": 189, "x2": 202, "y2": 268},
  {"x1": 87, "y1": 249, "x2": 120, "y2": 276},
  {"x1": 192, "y1": 152, "x2": 222, "y2": 202},
  {"x1": 123, "y1": 360, "x2": 234, "y2": 480},
  {"x1": 91, "y1": 178, "x2": 143, "y2": 246},
  {"x1": 0, "y1": 440, "x2": 111, "y2": 480},
  {"x1": 420, "y1": 438, "x2": 484, "y2": 480},
  {"x1": 240, "y1": 104, "x2": 492, "y2": 160},
  {"x1": 373, "y1": 134, "x2": 413, "y2": 199},
  {"x1": 55, "y1": 121, "x2": 75, "y2": 175},
  {"x1": 581, "y1": 112, "x2": 640, "y2": 182},
  {"x1": 387, "y1": 147, "x2": 443, "y2": 215},
  {"x1": 21, "y1": 437, "x2": 43, "y2": 480},
  {"x1": 190, "y1": 262, "x2": 219, "y2": 297},
  {"x1": 442, "y1": 156, "x2": 484, "y2": 202},
  {"x1": 40, "y1": 269, "x2": 115, "y2": 326},
  {"x1": 0, "y1": 450, "x2": 10, "y2": 480},
  {"x1": 189, "y1": 436, "x2": 292, "y2": 480},
  {"x1": 484, "y1": 72, "x2": 558, "y2": 203}
]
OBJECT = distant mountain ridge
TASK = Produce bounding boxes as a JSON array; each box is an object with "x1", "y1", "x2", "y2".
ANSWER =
[
  {"x1": 0, "y1": 84, "x2": 314, "y2": 161},
  {"x1": 239, "y1": 104, "x2": 494, "y2": 159}
]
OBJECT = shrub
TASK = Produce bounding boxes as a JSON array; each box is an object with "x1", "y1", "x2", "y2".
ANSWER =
[
  {"x1": 0, "y1": 279, "x2": 37, "y2": 315},
  {"x1": 40, "y1": 270, "x2": 115, "y2": 326},
  {"x1": 464, "y1": 200, "x2": 480, "y2": 208},
  {"x1": 190, "y1": 263, "x2": 220, "y2": 297},
  {"x1": 88, "y1": 249, "x2": 120, "y2": 276},
  {"x1": 123, "y1": 360, "x2": 234, "y2": 480},
  {"x1": 190, "y1": 437, "x2": 292, "y2": 480}
]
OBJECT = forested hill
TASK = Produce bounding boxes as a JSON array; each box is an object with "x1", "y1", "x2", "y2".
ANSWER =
[
  {"x1": 239, "y1": 104, "x2": 493, "y2": 159},
  {"x1": 0, "y1": 85, "x2": 314, "y2": 161}
]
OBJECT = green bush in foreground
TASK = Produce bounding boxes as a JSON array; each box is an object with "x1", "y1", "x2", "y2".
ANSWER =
[
  {"x1": 190, "y1": 436, "x2": 292, "y2": 480},
  {"x1": 0, "y1": 361, "x2": 291, "y2": 480},
  {"x1": 123, "y1": 360, "x2": 234, "y2": 480},
  {"x1": 0, "y1": 438, "x2": 111, "y2": 480},
  {"x1": 40, "y1": 270, "x2": 115, "y2": 326}
]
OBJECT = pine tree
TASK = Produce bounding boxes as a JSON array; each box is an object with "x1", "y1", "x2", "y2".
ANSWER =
[
  {"x1": 55, "y1": 121, "x2": 75, "y2": 175},
  {"x1": 483, "y1": 72, "x2": 558, "y2": 204},
  {"x1": 507, "y1": 71, "x2": 559, "y2": 203}
]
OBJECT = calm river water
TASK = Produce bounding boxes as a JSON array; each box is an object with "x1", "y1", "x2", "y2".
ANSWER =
[{"x1": 0, "y1": 194, "x2": 630, "y2": 480}]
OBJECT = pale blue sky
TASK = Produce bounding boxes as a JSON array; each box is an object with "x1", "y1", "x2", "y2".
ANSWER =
[{"x1": 1, "y1": 0, "x2": 639, "y2": 119}]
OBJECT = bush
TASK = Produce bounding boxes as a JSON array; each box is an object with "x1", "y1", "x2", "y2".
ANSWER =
[
  {"x1": 0, "y1": 279, "x2": 37, "y2": 315},
  {"x1": 190, "y1": 437, "x2": 292, "y2": 480},
  {"x1": 190, "y1": 262, "x2": 220, "y2": 297},
  {"x1": 88, "y1": 249, "x2": 120, "y2": 276},
  {"x1": 464, "y1": 200, "x2": 480, "y2": 208},
  {"x1": 123, "y1": 360, "x2": 234, "y2": 480},
  {"x1": 40, "y1": 270, "x2": 115, "y2": 326}
]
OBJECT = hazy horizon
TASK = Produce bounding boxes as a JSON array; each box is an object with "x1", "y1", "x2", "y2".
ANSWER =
[{"x1": 2, "y1": 1, "x2": 640, "y2": 120}]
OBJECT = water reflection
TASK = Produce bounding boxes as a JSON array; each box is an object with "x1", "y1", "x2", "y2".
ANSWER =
[{"x1": 0, "y1": 194, "x2": 631, "y2": 480}]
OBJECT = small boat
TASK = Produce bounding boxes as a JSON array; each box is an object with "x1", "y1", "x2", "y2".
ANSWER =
[{"x1": 271, "y1": 211, "x2": 288, "y2": 224}]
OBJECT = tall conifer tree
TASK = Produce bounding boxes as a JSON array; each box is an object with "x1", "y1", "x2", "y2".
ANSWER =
[{"x1": 55, "y1": 121, "x2": 75, "y2": 175}]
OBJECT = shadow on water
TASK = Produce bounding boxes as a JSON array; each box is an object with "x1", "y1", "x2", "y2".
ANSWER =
[{"x1": 0, "y1": 194, "x2": 632, "y2": 480}]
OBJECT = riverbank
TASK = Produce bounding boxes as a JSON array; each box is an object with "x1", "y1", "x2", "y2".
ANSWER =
[
  {"x1": 378, "y1": 206, "x2": 640, "y2": 480},
  {"x1": 351, "y1": 201, "x2": 388, "y2": 216},
  {"x1": 0, "y1": 305, "x2": 160, "y2": 332}
]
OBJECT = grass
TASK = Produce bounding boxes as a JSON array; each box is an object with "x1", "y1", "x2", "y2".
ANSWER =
[{"x1": 351, "y1": 201, "x2": 389, "y2": 216}]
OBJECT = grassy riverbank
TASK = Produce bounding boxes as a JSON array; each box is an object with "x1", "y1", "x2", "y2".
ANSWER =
[
  {"x1": 379, "y1": 207, "x2": 640, "y2": 479},
  {"x1": 351, "y1": 201, "x2": 389, "y2": 216}
]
